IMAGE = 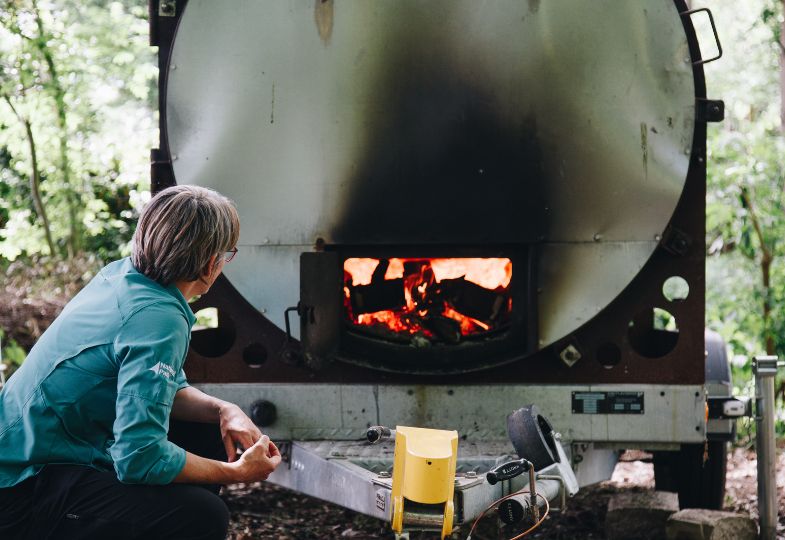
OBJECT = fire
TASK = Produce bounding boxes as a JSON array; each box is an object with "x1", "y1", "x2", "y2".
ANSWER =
[{"x1": 344, "y1": 257, "x2": 512, "y2": 341}]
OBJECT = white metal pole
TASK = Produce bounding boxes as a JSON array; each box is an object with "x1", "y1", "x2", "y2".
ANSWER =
[{"x1": 752, "y1": 356, "x2": 779, "y2": 540}]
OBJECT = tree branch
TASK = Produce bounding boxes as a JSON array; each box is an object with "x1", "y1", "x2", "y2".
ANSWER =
[
  {"x1": 740, "y1": 186, "x2": 775, "y2": 354},
  {"x1": 1, "y1": 93, "x2": 57, "y2": 257},
  {"x1": 740, "y1": 187, "x2": 773, "y2": 264},
  {"x1": 30, "y1": 0, "x2": 78, "y2": 258}
]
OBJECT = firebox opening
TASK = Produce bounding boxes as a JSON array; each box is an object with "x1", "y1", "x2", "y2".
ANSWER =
[{"x1": 343, "y1": 257, "x2": 513, "y2": 344}]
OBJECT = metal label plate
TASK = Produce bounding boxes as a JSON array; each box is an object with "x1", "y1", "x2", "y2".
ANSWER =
[{"x1": 571, "y1": 391, "x2": 644, "y2": 414}]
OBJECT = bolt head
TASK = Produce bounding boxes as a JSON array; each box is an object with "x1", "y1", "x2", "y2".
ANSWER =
[{"x1": 560, "y1": 344, "x2": 582, "y2": 367}]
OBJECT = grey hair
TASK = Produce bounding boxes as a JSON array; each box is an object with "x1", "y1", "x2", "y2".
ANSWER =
[{"x1": 131, "y1": 185, "x2": 240, "y2": 285}]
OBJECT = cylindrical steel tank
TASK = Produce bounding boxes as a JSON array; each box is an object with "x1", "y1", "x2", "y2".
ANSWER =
[{"x1": 151, "y1": 0, "x2": 717, "y2": 385}]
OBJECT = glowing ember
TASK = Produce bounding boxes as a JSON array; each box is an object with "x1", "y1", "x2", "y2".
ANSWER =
[{"x1": 344, "y1": 257, "x2": 512, "y2": 341}]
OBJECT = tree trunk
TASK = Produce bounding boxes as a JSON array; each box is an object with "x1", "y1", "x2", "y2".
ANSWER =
[
  {"x1": 2, "y1": 95, "x2": 57, "y2": 257},
  {"x1": 740, "y1": 188, "x2": 776, "y2": 355},
  {"x1": 781, "y1": 1, "x2": 785, "y2": 130},
  {"x1": 761, "y1": 255, "x2": 775, "y2": 355},
  {"x1": 32, "y1": 0, "x2": 79, "y2": 258}
]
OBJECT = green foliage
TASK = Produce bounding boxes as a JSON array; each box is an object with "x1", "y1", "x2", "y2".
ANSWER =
[
  {"x1": 0, "y1": 328, "x2": 26, "y2": 383},
  {"x1": 0, "y1": 330, "x2": 26, "y2": 367},
  {"x1": 696, "y1": 0, "x2": 785, "y2": 438},
  {"x1": 0, "y1": 0, "x2": 780, "y2": 441},
  {"x1": 0, "y1": 0, "x2": 156, "y2": 263}
]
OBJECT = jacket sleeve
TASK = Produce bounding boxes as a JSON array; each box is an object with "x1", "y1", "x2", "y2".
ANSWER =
[
  {"x1": 110, "y1": 303, "x2": 189, "y2": 484},
  {"x1": 175, "y1": 366, "x2": 190, "y2": 391}
]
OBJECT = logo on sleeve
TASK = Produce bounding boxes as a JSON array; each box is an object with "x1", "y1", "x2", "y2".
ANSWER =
[{"x1": 148, "y1": 362, "x2": 176, "y2": 379}]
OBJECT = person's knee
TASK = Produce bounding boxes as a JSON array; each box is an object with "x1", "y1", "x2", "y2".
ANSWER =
[{"x1": 187, "y1": 488, "x2": 230, "y2": 540}]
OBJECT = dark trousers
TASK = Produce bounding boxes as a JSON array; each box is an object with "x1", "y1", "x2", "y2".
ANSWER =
[{"x1": 0, "y1": 421, "x2": 230, "y2": 540}]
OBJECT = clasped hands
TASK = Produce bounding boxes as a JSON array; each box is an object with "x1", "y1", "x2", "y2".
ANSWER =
[{"x1": 219, "y1": 403, "x2": 281, "y2": 482}]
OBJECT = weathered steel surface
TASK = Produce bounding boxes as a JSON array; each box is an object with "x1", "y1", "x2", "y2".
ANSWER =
[{"x1": 156, "y1": 0, "x2": 708, "y2": 384}]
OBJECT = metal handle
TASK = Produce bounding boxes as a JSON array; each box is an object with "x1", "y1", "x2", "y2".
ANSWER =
[
  {"x1": 486, "y1": 458, "x2": 531, "y2": 485},
  {"x1": 284, "y1": 305, "x2": 299, "y2": 342},
  {"x1": 680, "y1": 8, "x2": 723, "y2": 65}
]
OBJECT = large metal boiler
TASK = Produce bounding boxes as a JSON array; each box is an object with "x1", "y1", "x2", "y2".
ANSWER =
[{"x1": 149, "y1": 0, "x2": 730, "y2": 533}]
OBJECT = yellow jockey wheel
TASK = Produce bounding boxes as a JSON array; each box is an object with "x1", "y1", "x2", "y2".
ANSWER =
[{"x1": 390, "y1": 426, "x2": 458, "y2": 539}]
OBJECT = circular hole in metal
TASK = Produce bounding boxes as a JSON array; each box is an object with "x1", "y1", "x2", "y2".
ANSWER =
[
  {"x1": 627, "y1": 307, "x2": 679, "y2": 358},
  {"x1": 190, "y1": 308, "x2": 236, "y2": 357},
  {"x1": 662, "y1": 276, "x2": 689, "y2": 302},
  {"x1": 242, "y1": 343, "x2": 268, "y2": 367},
  {"x1": 596, "y1": 342, "x2": 621, "y2": 369},
  {"x1": 193, "y1": 307, "x2": 218, "y2": 328}
]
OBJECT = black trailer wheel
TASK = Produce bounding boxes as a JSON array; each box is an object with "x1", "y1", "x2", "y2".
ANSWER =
[
  {"x1": 506, "y1": 405, "x2": 560, "y2": 471},
  {"x1": 653, "y1": 441, "x2": 728, "y2": 509}
]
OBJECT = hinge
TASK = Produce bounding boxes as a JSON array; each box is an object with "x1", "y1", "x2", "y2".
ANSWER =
[
  {"x1": 660, "y1": 226, "x2": 692, "y2": 256},
  {"x1": 697, "y1": 99, "x2": 725, "y2": 123},
  {"x1": 159, "y1": 0, "x2": 176, "y2": 17},
  {"x1": 150, "y1": 148, "x2": 175, "y2": 195}
]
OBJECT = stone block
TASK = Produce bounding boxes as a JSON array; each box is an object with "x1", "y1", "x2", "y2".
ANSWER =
[
  {"x1": 666, "y1": 508, "x2": 757, "y2": 540},
  {"x1": 606, "y1": 491, "x2": 679, "y2": 540}
]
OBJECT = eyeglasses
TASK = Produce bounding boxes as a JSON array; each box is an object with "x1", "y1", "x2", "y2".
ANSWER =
[{"x1": 224, "y1": 247, "x2": 238, "y2": 263}]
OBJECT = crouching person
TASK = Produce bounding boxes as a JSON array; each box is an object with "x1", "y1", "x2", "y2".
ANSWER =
[{"x1": 0, "y1": 185, "x2": 280, "y2": 540}]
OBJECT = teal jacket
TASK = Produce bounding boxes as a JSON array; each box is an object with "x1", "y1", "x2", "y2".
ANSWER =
[{"x1": 0, "y1": 258, "x2": 196, "y2": 487}]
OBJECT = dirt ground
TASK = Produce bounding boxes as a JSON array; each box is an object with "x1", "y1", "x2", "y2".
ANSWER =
[{"x1": 222, "y1": 446, "x2": 785, "y2": 540}]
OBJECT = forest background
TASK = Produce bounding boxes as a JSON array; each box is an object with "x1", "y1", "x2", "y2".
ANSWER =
[{"x1": 0, "y1": 0, "x2": 783, "y2": 443}]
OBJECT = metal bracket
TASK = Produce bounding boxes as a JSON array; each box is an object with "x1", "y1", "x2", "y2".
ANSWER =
[
  {"x1": 661, "y1": 226, "x2": 692, "y2": 256},
  {"x1": 680, "y1": 8, "x2": 723, "y2": 65},
  {"x1": 536, "y1": 474, "x2": 567, "y2": 512},
  {"x1": 278, "y1": 441, "x2": 292, "y2": 467},
  {"x1": 158, "y1": 0, "x2": 176, "y2": 17},
  {"x1": 150, "y1": 148, "x2": 175, "y2": 195},
  {"x1": 753, "y1": 356, "x2": 780, "y2": 376},
  {"x1": 697, "y1": 99, "x2": 725, "y2": 123},
  {"x1": 559, "y1": 343, "x2": 582, "y2": 368}
]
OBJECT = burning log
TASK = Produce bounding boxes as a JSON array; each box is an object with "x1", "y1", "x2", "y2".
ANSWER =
[
  {"x1": 343, "y1": 256, "x2": 513, "y2": 342},
  {"x1": 436, "y1": 278, "x2": 507, "y2": 324},
  {"x1": 421, "y1": 315, "x2": 462, "y2": 344},
  {"x1": 349, "y1": 259, "x2": 406, "y2": 315},
  {"x1": 349, "y1": 278, "x2": 405, "y2": 315}
]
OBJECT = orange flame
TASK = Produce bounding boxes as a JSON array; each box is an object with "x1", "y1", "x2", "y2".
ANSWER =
[{"x1": 344, "y1": 257, "x2": 512, "y2": 340}]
